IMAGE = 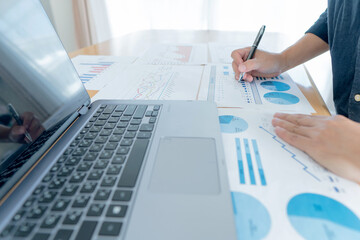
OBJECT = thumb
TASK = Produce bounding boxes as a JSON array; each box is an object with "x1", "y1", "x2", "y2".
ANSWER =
[{"x1": 238, "y1": 59, "x2": 261, "y2": 73}]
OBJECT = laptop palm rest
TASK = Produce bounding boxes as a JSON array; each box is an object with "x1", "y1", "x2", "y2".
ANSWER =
[{"x1": 149, "y1": 137, "x2": 220, "y2": 194}]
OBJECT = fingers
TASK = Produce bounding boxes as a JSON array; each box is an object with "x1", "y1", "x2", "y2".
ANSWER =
[
  {"x1": 273, "y1": 112, "x2": 324, "y2": 127},
  {"x1": 232, "y1": 61, "x2": 240, "y2": 80},
  {"x1": 231, "y1": 48, "x2": 249, "y2": 80},
  {"x1": 274, "y1": 126, "x2": 312, "y2": 154},
  {"x1": 22, "y1": 112, "x2": 35, "y2": 129},
  {"x1": 272, "y1": 117, "x2": 313, "y2": 137}
]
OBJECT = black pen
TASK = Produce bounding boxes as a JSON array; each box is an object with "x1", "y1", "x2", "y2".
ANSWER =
[
  {"x1": 7, "y1": 103, "x2": 33, "y2": 143},
  {"x1": 238, "y1": 25, "x2": 266, "y2": 82}
]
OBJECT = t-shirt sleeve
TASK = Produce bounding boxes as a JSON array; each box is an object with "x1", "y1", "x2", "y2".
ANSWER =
[{"x1": 306, "y1": 9, "x2": 328, "y2": 43}]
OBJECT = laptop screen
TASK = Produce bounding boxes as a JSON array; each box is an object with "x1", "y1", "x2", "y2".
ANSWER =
[{"x1": 0, "y1": 0, "x2": 89, "y2": 198}]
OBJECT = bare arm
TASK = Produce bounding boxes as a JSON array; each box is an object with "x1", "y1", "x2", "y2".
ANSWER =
[{"x1": 231, "y1": 33, "x2": 329, "y2": 81}]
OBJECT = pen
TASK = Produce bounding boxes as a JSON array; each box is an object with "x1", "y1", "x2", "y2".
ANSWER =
[
  {"x1": 7, "y1": 103, "x2": 33, "y2": 143},
  {"x1": 238, "y1": 25, "x2": 266, "y2": 82}
]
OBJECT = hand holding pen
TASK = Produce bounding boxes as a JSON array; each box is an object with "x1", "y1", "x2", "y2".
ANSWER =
[
  {"x1": 231, "y1": 26, "x2": 286, "y2": 82},
  {"x1": 8, "y1": 104, "x2": 33, "y2": 143}
]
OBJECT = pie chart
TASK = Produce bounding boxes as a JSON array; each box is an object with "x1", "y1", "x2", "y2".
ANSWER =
[
  {"x1": 260, "y1": 81, "x2": 290, "y2": 91},
  {"x1": 219, "y1": 115, "x2": 248, "y2": 133},
  {"x1": 287, "y1": 193, "x2": 360, "y2": 240},
  {"x1": 231, "y1": 192, "x2": 271, "y2": 240},
  {"x1": 263, "y1": 92, "x2": 300, "y2": 105}
]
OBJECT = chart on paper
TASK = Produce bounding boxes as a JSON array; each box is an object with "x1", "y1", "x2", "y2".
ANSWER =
[
  {"x1": 71, "y1": 55, "x2": 137, "y2": 90},
  {"x1": 92, "y1": 65, "x2": 204, "y2": 101},
  {"x1": 199, "y1": 64, "x2": 314, "y2": 113},
  {"x1": 135, "y1": 44, "x2": 208, "y2": 65},
  {"x1": 218, "y1": 108, "x2": 360, "y2": 240}
]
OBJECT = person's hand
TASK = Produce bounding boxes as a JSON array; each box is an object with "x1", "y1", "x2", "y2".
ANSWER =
[
  {"x1": 231, "y1": 48, "x2": 285, "y2": 82},
  {"x1": 272, "y1": 113, "x2": 360, "y2": 184},
  {"x1": 8, "y1": 112, "x2": 44, "y2": 143}
]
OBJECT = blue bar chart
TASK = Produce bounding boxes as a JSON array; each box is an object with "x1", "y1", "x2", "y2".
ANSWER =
[{"x1": 235, "y1": 138, "x2": 267, "y2": 186}]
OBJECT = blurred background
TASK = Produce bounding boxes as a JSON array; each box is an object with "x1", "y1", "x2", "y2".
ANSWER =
[{"x1": 39, "y1": 0, "x2": 334, "y2": 113}]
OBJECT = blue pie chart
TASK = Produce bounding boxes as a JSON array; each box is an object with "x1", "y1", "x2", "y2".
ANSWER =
[
  {"x1": 263, "y1": 92, "x2": 300, "y2": 105},
  {"x1": 231, "y1": 192, "x2": 271, "y2": 240},
  {"x1": 287, "y1": 193, "x2": 360, "y2": 240},
  {"x1": 219, "y1": 115, "x2": 248, "y2": 133},
  {"x1": 260, "y1": 81, "x2": 290, "y2": 91}
]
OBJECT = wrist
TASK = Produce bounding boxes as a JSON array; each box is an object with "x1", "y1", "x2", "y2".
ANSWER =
[{"x1": 278, "y1": 50, "x2": 291, "y2": 73}]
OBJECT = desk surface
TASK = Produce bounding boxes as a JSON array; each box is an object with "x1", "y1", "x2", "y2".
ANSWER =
[{"x1": 69, "y1": 30, "x2": 330, "y2": 116}]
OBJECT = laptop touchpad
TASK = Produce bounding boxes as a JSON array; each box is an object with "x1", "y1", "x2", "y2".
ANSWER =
[{"x1": 149, "y1": 137, "x2": 220, "y2": 194}]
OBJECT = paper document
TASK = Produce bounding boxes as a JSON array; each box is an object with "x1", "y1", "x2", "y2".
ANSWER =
[
  {"x1": 92, "y1": 65, "x2": 204, "y2": 101},
  {"x1": 71, "y1": 55, "x2": 137, "y2": 90},
  {"x1": 209, "y1": 41, "x2": 284, "y2": 64},
  {"x1": 198, "y1": 64, "x2": 315, "y2": 113},
  {"x1": 135, "y1": 44, "x2": 208, "y2": 65},
  {"x1": 218, "y1": 108, "x2": 360, "y2": 240}
]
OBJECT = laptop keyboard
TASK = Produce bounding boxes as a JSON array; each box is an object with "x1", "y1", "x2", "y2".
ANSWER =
[{"x1": 1, "y1": 104, "x2": 160, "y2": 240}]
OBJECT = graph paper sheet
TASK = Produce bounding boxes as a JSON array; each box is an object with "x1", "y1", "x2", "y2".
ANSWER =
[
  {"x1": 135, "y1": 44, "x2": 208, "y2": 65},
  {"x1": 92, "y1": 65, "x2": 204, "y2": 101},
  {"x1": 198, "y1": 64, "x2": 315, "y2": 113},
  {"x1": 71, "y1": 55, "x2": 137, "y2": 90},
  {"x1": 218, "y1": 108, "x2": 360, "y2": 240}
]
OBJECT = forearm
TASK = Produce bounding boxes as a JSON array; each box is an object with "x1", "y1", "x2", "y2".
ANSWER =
[{"x1": 280, "y1": 33, "x2": 329, "y2": 72}]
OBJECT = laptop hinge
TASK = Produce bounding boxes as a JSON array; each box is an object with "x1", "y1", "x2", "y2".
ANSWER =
[{"x1": 78, "y1": 100, "x2": 91, "y2": 115}]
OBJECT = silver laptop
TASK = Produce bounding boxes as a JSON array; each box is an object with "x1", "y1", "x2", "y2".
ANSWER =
[{"x1": 0, "y1": 0, "x2": 236, "y2": 239}]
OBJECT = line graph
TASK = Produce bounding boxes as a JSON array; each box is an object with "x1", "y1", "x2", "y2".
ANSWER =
[
  {"x1": 259, "y1": 126, "x2": 321, "y2": 182},
  {"x1": 132, "y1": 70, "x2": 176, "y2": 100}
]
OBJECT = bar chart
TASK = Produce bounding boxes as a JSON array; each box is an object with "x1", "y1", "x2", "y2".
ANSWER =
[{"x1": 235, "y1": 138, "x2": 267, "y2": 186}]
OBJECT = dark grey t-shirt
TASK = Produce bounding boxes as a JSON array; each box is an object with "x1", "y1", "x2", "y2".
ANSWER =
[{"x1": 306, "y1": 0, "x2": 360, "y2": 122}]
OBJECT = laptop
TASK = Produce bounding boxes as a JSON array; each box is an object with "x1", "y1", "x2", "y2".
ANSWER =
[{"x1": 0, "y1": 0, "x2": 236, "y2": 239}]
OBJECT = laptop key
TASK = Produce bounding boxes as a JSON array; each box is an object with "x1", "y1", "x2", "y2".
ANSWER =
[
  {"x1": 61, "y1": 185, "x2": 79, "y2": 196},
  {"x1": 118, "y1": 139, "x2": 149, "y2": 187},
  {"x1": 52, "y1": 199, "x2": 71, "y2": 211},
  {"x1": 123, "y1": 105, "x2": 137, "y2": 116},
  {"x1": 83, "y1": 153, "x2": 98, "y2": 161},
  {"x1": 88, "y1": 170, "x2": 104, "y2": 180},
  {"x1": 116, "y1": 147, "x2": 130, "y2": 155},
  {"x1": 112, "y1": 190, "x2": 132, "y2": 202},
  {"x1": 0, "y1": 225, "x2": 14, "y2": 237},
  {"x1": 137, "y1": 132, "x2": 151, "y2": 139},
  {"x1": 99, "y1": 222, "x2": 122, "y2": 236},
  {"x1": 54, "y1": 229, "x2": 73, "y2": 240},
  {"x1": 27, "y1": 206, "x2": 48, "y2": 219},
  {"x1": 106, "y1": 205, "x2": 127, "y2": 218},
  {"x1": 32, "y1": 233, "x2": 50, "y2": 240},
  {"x1": 113, "y1": 128, "x2": 125, "y2": 135},
  {"x1": 12, "y1": 210, "x2": 26, "y2": 222},
  {"x1": 40, "y1": 214, "x2": 61, "y2": 228},
  {"x1": 133, "y1": 105, "x2": 147, "y2": 119},
  {"x1": 70, "y1": 172, "x2": 86, "y2": 183},
  {"x1": 80, "y1": 182, "x2": 97, "y2": 193},
  {"x1": 103, "y1": 105, "x2": 116, "y2": 114},
  {"x1": 48, "y1": 178, "x2": 66, "y2": 189},
  {"x1": 77, "y1": 162, "x2": 92, "y2": 171},
  {"x1": 95, "y1": 189, "x2": 111, "y2": 200},
  {"x1": 75, "y1": 221, "x2": 97, "y2": 240},
  {"x1": 106, "y1": 165, "x2": 122, "y2": 175},
  {"x1": 87, "y1": 203, "x2": 105, "y2": 216},
  {"x1": 14, "y1": 222, "x2": 36, "y2": 237},
  {"x1": 115, "y1": 104, "x2": 127, "y2": 112},
  {"x1": 72, "y1": 195, "x2": 90, "y2": 208},
  {"x1": 63, "y1": 211, "x2": 82, "y2": 224},
  {"x1": 139, "y1": 124, "x2": 154, "y2": 132},
  {"x1": 38, "y1": 191, "x2": 57, "y2": 204},
  {"x1": 112, "y1": 155, "x2": 126, "y2": 164},
  {"x1": 101, "y1": 176, "x2": 117, "y2": 187}
]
